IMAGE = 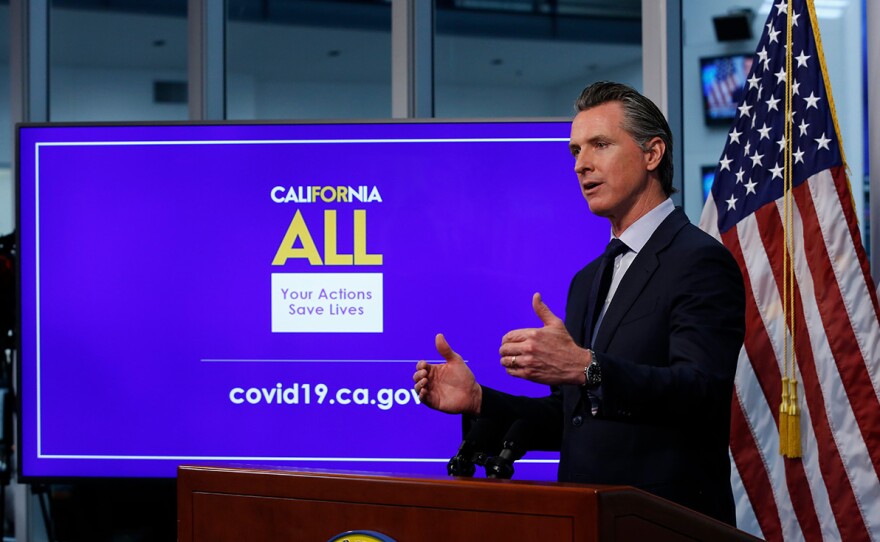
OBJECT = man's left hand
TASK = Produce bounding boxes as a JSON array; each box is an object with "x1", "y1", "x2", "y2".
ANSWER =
[{"x1": 499, "y1": 292, "x2": 590, "y2": 386}]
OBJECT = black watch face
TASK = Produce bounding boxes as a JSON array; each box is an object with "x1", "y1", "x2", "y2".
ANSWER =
[{"x1": 588, "y1": 362, "x2": 601, "y2": 386}]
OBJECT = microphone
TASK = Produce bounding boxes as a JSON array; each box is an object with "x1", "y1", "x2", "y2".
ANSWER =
[
  {"x1": 484, "y1": 419, "x2": 533, "y2": 479},
  {"x1": 447, "y1": 417, "x2": 504, "y2": 477}
]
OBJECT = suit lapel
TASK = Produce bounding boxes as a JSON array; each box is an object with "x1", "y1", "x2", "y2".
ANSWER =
[
  {"x1": 568, "y1": 262, "x2": 600, "y2": 347},
  {"x1": 593, "y1": 208, "x2": 689, "y2": 351}
]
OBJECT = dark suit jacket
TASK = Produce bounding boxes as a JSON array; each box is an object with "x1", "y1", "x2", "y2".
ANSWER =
[{"x1": 480, "y1": 208, "x2": 745, "y2": 525}]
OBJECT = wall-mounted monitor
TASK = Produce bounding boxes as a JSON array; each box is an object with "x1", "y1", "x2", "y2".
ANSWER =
[
  {"x1": 701, "y1": 165, "x2": 717, "y2": 202},
  {"x1": 17, "y1": 120, "x2": 608, "y2": 480},
  {"x1": 700, "y1": 53, "x2": 754, "y2": 125}
]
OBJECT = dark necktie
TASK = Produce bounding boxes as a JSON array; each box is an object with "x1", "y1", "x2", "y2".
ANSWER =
[{"x1": 584, "y1": 238, "x2": 630, "y2": 347}]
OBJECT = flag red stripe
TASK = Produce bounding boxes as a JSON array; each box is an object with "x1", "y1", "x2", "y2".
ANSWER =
[
  {"x1": 730, "y1": 394, "x2": 782, "y2": 541},
  {"x1": 794, "y1": 179, "x2": 880, "y2": 481},
  {"x1": 755, "y1": 201, "x2": 871, "y2": 542},
  {"x1": 829, "y1": 165, "x2": 880, "y2": 321},
  {"x1": 721, "y1": 229, "x2": 780, "y2": 419},
  {"x1": 786, "y1": 459, "x2": 824, "y2": 542},
  {"x1": 723, "y1": 229, "x2": 789, "y2": 540},
  {"x1": 723, "y1": 225, "x2": 823, "y2": 540}
]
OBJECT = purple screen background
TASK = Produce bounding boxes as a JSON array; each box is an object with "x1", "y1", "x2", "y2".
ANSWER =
[{"x1": 18, "y1": 121, "x2": 608, "y2": 478}]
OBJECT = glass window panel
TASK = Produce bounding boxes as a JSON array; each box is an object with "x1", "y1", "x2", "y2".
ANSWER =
[
  {"x1": 49, "y1": 1, "x2": 188, "y2": 122},
  {"x1": 0, "y1": 2, "x2": 12, "y2": 235},
  {"x1": 434, "y1": 0, "x2": 643, "y2": 118},
  {"x1": 226, "y1": 0, "x2": 392, "y2": 120}
]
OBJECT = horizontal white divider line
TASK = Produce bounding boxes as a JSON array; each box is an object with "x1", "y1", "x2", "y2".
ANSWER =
[
  {"x1": 36, "y1": 138, "x2": 568, "y2": 147},
  {"x1": 38, "y1": 454, "x2": 559, "y2": 464},
  {"x1": 200, "y1": 359, "x2": 467, "y2": 363}
]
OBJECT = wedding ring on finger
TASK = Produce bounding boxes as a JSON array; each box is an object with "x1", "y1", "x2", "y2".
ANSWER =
[{"x1": 511, "y1": 355, "x2": 517, "y2": 368}]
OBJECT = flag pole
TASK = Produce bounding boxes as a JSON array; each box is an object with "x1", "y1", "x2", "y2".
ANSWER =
[{"x1": 781, "y1": 0, "x2": 802, "y2": 459}]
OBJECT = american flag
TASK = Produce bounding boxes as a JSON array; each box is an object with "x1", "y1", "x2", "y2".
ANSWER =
[{"x1": 699, "y1": 1, "x2": 880, "y2": 540}]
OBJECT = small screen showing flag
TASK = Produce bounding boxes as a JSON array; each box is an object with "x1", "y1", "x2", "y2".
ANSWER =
[
  {"x1": 701, "y1": 165, "x2": 716, "y2": 202},
  {"x1": 700, "y1": 54, "x2": 754, "y2": 125}
]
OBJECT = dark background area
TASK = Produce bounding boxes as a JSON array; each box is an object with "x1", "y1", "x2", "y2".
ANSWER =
[{"x1": 37, "y1": 480, "x2": 177, "y2": 542}]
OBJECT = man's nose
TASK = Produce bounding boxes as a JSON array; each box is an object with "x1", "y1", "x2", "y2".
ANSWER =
[{"x1": 574, "y1": 152, "x2": 591, "y2": 174}]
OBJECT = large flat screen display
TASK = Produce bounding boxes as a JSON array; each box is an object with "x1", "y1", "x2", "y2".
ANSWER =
[{"x1": 17, "y1": 120, "x2": 609, "y2": 479}]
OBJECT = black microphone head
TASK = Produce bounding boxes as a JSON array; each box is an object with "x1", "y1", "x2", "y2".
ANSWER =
[
  {"x1": 461, "y1": 417, "x2": 505, "y2": 455},
  {"x1": 499, "y1": 419, "x2": 533, "y2": 461}
]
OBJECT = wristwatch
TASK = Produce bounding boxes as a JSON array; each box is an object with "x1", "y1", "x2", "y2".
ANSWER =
[{"x1": 584, "y1": 350, "x2": 602, "y2": 389}]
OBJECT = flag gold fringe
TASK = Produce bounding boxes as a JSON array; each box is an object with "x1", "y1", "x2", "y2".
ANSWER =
[
  {"x1": 807, "y1": 0, "x2": 848, "y2": 173},
  {"x1": 779, "y1": 377, "x2": 790, "y2": 456},
  {"x1": 787, "y1": 379, "x2": 802, "y2": 458}
]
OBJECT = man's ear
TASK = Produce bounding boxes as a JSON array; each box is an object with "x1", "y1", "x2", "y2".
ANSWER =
[{"x1": 644, "y1": 136, "x2": 666, "y2": 172}]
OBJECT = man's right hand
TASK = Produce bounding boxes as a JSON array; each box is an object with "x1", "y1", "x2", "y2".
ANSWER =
[{"x1": 413, "y1": 334, "x2": 482, "y2": 415}]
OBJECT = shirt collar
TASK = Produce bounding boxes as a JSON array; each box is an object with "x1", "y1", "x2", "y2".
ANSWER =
[{"x1": 614, "y1": 198, "x2": 675, "y2": 254}]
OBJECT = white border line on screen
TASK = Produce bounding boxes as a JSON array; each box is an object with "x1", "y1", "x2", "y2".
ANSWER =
[{"x1": 33, "y1": 136, "x2": 568, "y2": 463}]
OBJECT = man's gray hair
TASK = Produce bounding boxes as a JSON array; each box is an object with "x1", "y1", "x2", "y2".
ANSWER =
[{"x1": 575, "y1": 81, "x2": 676, "y2": 196}]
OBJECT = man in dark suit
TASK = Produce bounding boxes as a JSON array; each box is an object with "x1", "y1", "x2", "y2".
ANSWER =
[{"x1": 413, "y1": 82, "x2": 745, "y2": 526}]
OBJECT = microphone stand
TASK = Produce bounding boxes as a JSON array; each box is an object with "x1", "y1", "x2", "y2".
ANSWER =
[
  {"x1": 447, "y1": 417, "x2": 503, "y2": 477},
  {"x1": 484, "y1": 419, "x2": 530, "y2": 479}
]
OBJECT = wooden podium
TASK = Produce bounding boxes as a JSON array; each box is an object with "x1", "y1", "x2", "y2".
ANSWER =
[{"x1": 177, "y1": 465, "x2": 759, "y2": 541}]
